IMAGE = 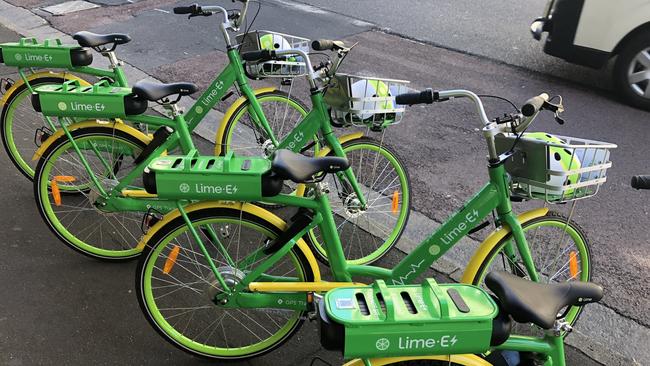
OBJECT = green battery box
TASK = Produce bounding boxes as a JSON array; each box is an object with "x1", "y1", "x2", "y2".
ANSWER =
[
  {"x1": 320, "y1": 279, "x2": 500, "y2": 359},
  {"x1": 143, "y1": 153, "x2": 273, "y2": 201},
  {"x1": 0, "y1": 37, "x2": 92, "y2": 68},
  {"x1": 31, "y1": 79, "x2": 147, "y2": 118}
]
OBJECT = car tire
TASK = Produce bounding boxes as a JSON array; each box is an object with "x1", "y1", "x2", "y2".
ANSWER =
[{"x1": 613, "y1": 31, "x2": 650, "y2": 111}]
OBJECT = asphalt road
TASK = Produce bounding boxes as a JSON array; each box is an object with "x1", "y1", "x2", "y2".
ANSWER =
[
  {"x1": 288, "y1": 0, "x2": 608, "y2": 91},
  {"x1": 1, "y1": 0, "x2": 648, "y2": 365}
]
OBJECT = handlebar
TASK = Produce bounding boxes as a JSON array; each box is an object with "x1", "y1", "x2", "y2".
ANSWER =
[
  {"x1": 395, "y1": 89, "x2": 551, "y2": 131},
  {"x1": 394, "y1": 88, "x2": 554, "y2": 160},
  {"x1": 172, "y1": 2, "x2": 249, "y2": 45},
  {"x1": 522, "y1": 93, "x2": 550, "y2": 117},
  {"x1": 631, "y1": 175, "x2": 650, "y2": 190}
]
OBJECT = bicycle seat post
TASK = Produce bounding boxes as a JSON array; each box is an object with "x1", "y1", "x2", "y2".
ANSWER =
[{"x1": 103, "y1": 50, "x2": 122, "y2": 69}]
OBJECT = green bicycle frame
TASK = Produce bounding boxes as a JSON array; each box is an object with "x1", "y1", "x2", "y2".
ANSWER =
[
  {"x1": 57, "y1": 46, "x2": 366, "y2": 217},
  {"x1": 172, "y1": 158, "x2": 541, "y2": 312}
]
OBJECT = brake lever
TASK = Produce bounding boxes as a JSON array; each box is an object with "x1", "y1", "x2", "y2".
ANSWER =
[{"x1": 542, "y1": 99, "x2": 565, "y2": 125}]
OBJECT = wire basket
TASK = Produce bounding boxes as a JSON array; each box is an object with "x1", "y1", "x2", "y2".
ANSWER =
[
  {"x1": 324, "y1": 74, "x2": 410, "y2": 130},
  {"x1": 236, "y1": 30, "x2": 310, "y2": 78},
  {"x1": 495, "y1": 133, "x2": 617, "y2": 203}
]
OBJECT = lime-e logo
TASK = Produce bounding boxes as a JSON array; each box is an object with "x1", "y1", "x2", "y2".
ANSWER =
[
  {"x1": 397, "y1": 335, "x2": 458, "y2": 350},
  {"x1": 69, "y1": 101, "x2": 106, "y2": 112},
  {"x1": 286, "y1": 131, "x2": 305, "y2": 150},
  {"x1": 375, "y1": 338, "x2": 390, "y2": 351},
  {"x1": 201, "y1": 81, "x2": 224, "y2": 107},
  {"x1": 57, "y1": 102, "x2": 67, "y2": 111},
  {"x1": 179, "y1": 183, "x2": 190, "y2": 193},
  {"x1": 195, "y1": 183, "x2": 238, "y2": 195},
  {"x1": 439, "y1": 209, "x2": 479, "y2": 246},
  {"x1": 20, "y1": 53, "x2": 52, "y2": 62}
]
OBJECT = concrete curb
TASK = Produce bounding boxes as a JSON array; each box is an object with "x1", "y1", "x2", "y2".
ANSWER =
[{"x1": 0, "y1": 1, "x2": 645, "y2": 365}]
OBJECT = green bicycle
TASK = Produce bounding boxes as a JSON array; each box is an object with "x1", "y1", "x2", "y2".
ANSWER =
[
  {"x1": 320, "y1": 271, "x2": 604, "y2": 366},
  {"x1": 0, "y1": 1, "x2": 313, "y2": 183},
  {"x1": 30, "y1": 6, "x2": 410, "y2": 264},
  {"x1": 0, "y1": 31, "x2": 134, "y2": 179},
  {"x1": 134, "y1": 87, "x2": 614, "y2": 359}
]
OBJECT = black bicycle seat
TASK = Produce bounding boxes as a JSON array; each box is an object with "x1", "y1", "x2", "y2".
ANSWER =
[
  {"x1": 73, "y1": 31, "x2": 132, "y2": 48},
  {"x1": 132, "y1": 80, "x2": 198, "y2": 102},
  {"x1": 485, "y1": 271, "x2": 603, "y2": 329},
  {"x1": 270, "y1": 149, "x2": 349, "y2": 183}
]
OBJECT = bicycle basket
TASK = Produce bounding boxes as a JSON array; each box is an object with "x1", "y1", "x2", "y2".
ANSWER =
[
  {"x1": 324, "y1": 74, "x2": 410, "y2": 131},
  {"x1": 495, "y1": 133, "x2": 617, "y2": 203},
  {"x1": 236, "y1": 30, "x2": 310, "y2": 78}
]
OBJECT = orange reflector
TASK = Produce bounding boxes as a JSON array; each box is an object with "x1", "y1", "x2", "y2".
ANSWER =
[
  {"x1": 569, "y1": 251, "x2": 579, "y2": 279},
  {"x1": 51, "y1": 179, "x2": 61, "y2": 206},
  {"x1": 54, "y1": 175, "x2": 76, "y2": 183},
  {"x1": 391, "y1": 191, "x2": 399, "y2": 214},
  {"x1": 163, "y1": 245, "x2": 180, "y2": 275},
  {"x1": 50, "y1": 176, "x2": 76, "y2": 207}
]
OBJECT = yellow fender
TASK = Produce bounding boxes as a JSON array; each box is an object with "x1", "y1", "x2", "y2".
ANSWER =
[
  {"x1": 344, "y1": 354, "x2": 492, "y2": 366},
  {"x1": 0, "y1": 70, "x2": 90, "y2": 107},
  {"x1": 460, "y1": 207, "x2": 549, "y2": 284},
  {"x1": 137, "y1": 200, "x2": 322, "y2": 282},
  {"x1": 214, "y1": 87, "x2": 278, "y2": 155},
  {"x1": 32, "y1": 120, "x2": 151, "y2": 161}
]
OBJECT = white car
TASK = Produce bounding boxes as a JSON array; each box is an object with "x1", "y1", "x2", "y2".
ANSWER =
[{"x1": 531, "y1": 0, "x2": 650, "y2": 110}]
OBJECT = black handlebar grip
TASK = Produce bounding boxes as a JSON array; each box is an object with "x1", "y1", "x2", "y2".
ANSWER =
[
  {"x1": 521, "y1": 93, "x2": 549, "y2": 117},
  {"x1": 240, "y1": 49, "x2": 276, "y2": 62},
  {"x1": 395, "y1": 89, "x2": 435, "y2": 105},
  {"x1": 631, "y1": 175, "x2": 650, "y2": 190},
  {"x1": 173, "y1": 4, "x2": 200, "y2": 14}
]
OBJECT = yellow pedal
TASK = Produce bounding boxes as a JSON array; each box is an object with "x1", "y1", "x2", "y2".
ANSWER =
[
  {"x1": 248, "y1": 282, "x2": 365, "y2": 292},
  {"x1": 121, "y1": 189, "x2": 158, "y2": 198}
]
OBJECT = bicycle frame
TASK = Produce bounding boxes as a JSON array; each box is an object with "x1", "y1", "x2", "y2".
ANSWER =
[
  {"x1": 54, "y1": 46, "x2": 368, "y2": 219},
  {"x1": 169, "y1": 156, "x2": 561, "y2": 313}
]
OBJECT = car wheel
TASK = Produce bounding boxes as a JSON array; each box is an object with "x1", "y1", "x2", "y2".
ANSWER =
[{"x1": 614, "y1": 32, "x2": 650, "y2": 111}]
